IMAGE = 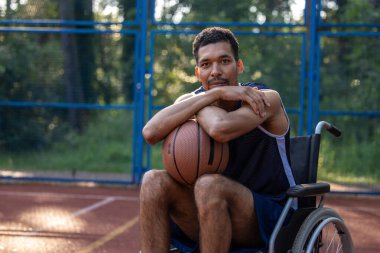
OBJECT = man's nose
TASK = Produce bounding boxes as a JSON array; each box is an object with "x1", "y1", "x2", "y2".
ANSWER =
[{"x1": 210, "y1": 63, "x2": 222, "y2": 77}]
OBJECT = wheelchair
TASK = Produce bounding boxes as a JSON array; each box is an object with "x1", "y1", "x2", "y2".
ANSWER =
[{"x1": 169, "y1": 121, "x2": 354, "y2": 253}]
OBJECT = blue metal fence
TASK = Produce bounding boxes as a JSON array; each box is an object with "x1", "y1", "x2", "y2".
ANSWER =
[
  {"x1": 0, "y1": 0, "x2": 379, "y2": 188},
  {"x1": 315, "y1": 31, "x2": 380, "y2": 123},
  {"x1": 0, "y1": 0, "x2": 145, "y2": 185},
  {"x1": 146, "y1": 30, "x2": 307, "y2": 172}
]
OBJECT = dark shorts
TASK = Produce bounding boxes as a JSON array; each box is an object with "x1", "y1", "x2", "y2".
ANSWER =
[{"x1": 170, "y1": 191, "x2": 294, "y2": 253}]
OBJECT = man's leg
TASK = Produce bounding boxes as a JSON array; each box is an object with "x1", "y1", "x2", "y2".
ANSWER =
[
  {"x1": 194, "y1": 174, "x2": 262, "y2": 253},
  {"x1": 139, "y1": 170, "x2": 199, "y2": 253}
]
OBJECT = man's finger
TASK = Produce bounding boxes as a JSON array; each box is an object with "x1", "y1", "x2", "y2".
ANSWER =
[
  {"x1": 252, "y1": 96, "x2": 266, "y2": 118},
  {"x1": 251, "y1": 87, "x2": 270, "y2": 107},
  {"x1": 263, "y1": 95, "x2": 271, "y2": 107},
  {"x1": 247, "y1": 99, "x2": 259, "y2": 115},
  {"x1": 254, "y1": 92, "x2": 266, "y2": 114},
  {"x1": 257, "y1": 90, "x2": 270, "y2": 107}
]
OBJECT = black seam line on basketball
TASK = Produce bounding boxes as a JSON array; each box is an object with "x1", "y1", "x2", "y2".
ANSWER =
[
  {"x1": 172, "y1": 124, "x2": 192, "y2": 186},
  {"x1": 196, "y1": 122, "x2": 201, "y2": 179},
  {"x1": 208, "y1": 138, "x2": 215, "y2": 165}
]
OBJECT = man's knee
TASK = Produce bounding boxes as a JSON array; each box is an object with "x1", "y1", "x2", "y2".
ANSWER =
[
  {"x1": 194, "y1": 174, "x2": 228, "y2": 214},
  {"x1": 140, "y1": 170, "x2": 172, "y2": 202},
  {"x1": 194, "y1": 174, "x2": 226, "y2": 194}
]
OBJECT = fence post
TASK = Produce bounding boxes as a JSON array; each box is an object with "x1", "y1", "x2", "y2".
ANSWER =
[
  {"x1": 306, "y1": 0, "x2": 318, "y2": 134},
  {"x1": 134, "y1": 0, "x2": 149, "y2": 184}
]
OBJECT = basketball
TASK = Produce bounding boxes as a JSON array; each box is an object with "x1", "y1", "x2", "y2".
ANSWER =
[{"x1": 162, "y1": 119, "x2": 229, "y2": 186}]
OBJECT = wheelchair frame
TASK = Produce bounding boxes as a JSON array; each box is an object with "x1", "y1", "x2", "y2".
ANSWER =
[
  {"x1": 168, "y1": 121, "x2": 354, "y2": 253},
  {"x1": 268, "y1": 121, "x2": 354, "y2": 253}
]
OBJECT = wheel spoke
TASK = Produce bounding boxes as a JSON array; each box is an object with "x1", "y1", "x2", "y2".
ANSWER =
[
  {"x1": 336, "y1": 243, "x2": 343, "y2": 253},
  {"x1": 324, "y1": 223, "x2": 331, "y2": 252},
  {"x1": 292, "y1": 208, "x2": 353, "y2": 253},
  {"x1": 326, "y1": 226, "x2": 338, "y2": 251}
]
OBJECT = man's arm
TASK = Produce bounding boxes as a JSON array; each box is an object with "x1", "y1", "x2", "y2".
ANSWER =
[
  {"x1": 142, "y1": 89, "x2": 219, "y2": 145},
  {"x1": 142, "y1": 86, "x2": 270, "y2": 145},
  {"x1": 196, "y1": 90, "x2": 287, "y2": 143}
]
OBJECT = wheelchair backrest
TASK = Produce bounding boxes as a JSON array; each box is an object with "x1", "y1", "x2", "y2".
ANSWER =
[
  {"x1": 273, "y1": 134, "x2": 323, "y2": 252},
  {"x1": 289, "y1": 134, "x2": 321, "y2": 208},
  {"x1": 289, "y1": 134, "x2": 321, "y2": 184}
]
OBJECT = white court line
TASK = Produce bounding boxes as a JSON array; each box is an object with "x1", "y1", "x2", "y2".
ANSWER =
[
  {"x1": 0, "y1": 190, "x2": 140, "y2": 239},
  {"x1": 71, "y1": 197, "x2": 116, "y2": 217},
  {"x1": 27, "y1": 197, "x2": 119, "y2": 233},
  {"x1": 0, "y1": 198, "x2": 120, "y2": 234},
  {"x1": 0, "y1": 190, "x2": 139, "y2": 201}
]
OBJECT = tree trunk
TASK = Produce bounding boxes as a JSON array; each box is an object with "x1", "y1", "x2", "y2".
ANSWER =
[
  {"x1": 120, "y1": 0, "x2": 136, "y2": 103},
  {"x1": 59, "y1": 0, "x2": 85, "y2": 132},
  {"x1": 75, "y1": 0, "x2": 95, "y2": 104},
  {"x1": 5, "y1": 0, "x2": 11, "y2": 18}
]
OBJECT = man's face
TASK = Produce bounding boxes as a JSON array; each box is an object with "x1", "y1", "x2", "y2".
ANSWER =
[{"x1": 195, "y1": 41, "x2": 243, "y2": 90}]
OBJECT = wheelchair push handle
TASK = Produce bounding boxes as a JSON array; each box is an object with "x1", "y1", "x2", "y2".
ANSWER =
[{"x1": 315, "y1": 121, "x2": 342, "y2": 137}]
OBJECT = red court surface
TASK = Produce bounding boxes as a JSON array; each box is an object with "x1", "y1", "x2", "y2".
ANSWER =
[
  {"x1": 0, "y1": 183, "x2": 379, "y2": 253},
  {"x1": 0, "y1": 183, "x2": 140, "y2": 253}
]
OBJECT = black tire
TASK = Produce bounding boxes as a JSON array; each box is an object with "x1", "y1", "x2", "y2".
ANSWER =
[{"x1": 292, "y1": 208, "x2": 354, "y2": 253}]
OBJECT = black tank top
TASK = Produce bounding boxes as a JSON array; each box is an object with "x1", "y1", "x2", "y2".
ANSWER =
[{"x1": 194, "y1": 82, "x2": 296, "y2": 195}]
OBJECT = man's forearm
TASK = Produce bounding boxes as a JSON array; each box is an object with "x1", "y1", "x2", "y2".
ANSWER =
[
  {"x1": 196, "y1": 105, "x2": 230, "y2": 142},
  {"x1": 142, "y1": 89, "x2": 221, "y2": 144}
]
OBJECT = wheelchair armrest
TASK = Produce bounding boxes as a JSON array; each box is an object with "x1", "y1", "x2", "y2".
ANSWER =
[{"x1": 286, "y1": 182, "x2": 330, "y2": 197}]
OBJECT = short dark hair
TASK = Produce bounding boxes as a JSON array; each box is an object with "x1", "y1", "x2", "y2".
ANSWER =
[{"x1": 192, "y1": 27, "x2": 239, "y2": 64}]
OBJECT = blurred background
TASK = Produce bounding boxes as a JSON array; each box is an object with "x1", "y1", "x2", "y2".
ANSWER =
[{"x1": 0, "y1": 0, "x2": 379, "y2": 192}]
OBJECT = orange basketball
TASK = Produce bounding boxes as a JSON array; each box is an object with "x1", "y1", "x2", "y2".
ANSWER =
[{"x1": 162, "y1": 119, "x2": 229, "y2": 186}]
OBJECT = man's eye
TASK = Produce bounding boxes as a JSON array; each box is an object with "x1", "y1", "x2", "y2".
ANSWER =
[
  {"x1": 200, "y1": 62, "x2": 209, "y2": 68},
  {"x1": 222, "y1": 59, "x2": 230, "y2": 64}
]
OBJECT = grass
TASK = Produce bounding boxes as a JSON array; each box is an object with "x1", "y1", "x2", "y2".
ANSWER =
[
  {"x1": 318, "y1": 138, "x2": 380, "y2": 185},
  {"x1": 0, "y1": 110, "x2": 134, "y2": 174},
  {"x1": 149, "y1": 142, "x2": 165, "y2": 170},
  {"x1": 149, "y1": 132, "x2": 380, "y2": 186},
  {"x1": 0, "y1": 111, "x2": 379, "y2": 186}
]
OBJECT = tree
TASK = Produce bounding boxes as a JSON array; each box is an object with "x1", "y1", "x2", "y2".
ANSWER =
[
  {"x1": 120, "y1": 0, "x2": 137, "y2": 103},
  {"x1": 0, "y1": 1, "x2": 64, "y2": 150},
  {"x1": 151, "y1": 0, "x2": 300, "y2": 108},
  {"x1": 75, "y1": 0, "x2": 96, "y2": 104},
  {"x1": 59, "y1": 0, "x2": 86, "y2": 132}
]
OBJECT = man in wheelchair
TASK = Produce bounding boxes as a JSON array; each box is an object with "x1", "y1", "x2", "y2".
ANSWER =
[
  {"x1": 140, "y1": 26, "x2": 297, "y2": 253},
  {"x1": 141, "y1": 26, "x2": 355, "y2": 253}
]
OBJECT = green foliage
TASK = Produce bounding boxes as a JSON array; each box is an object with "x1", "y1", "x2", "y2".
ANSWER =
[
  {"x1": 322, "y1": 0, "x2": 380, "y2": 24},
  {"x1": 320, "y1": 37, "x2": 379, "y2": 112},
  {"x1": 0, "y1": 1, "x2": 136, "y2": 150},
  {"x1": 152, "y1": 34, "x2": 197, "y2": 105},
  {"x1": 237, "y1": 36, "x2": 303, "y2": 109},
  {"x1": 0, "y1": 0, "x2": 379, "y2": 186},
  {"x1": 0, "y1": 32, "x2": 65, "y2": 150},
  {"x1": 319, "y1": 136, "x2": 380, "y2": 184},
  {"x1": 157, "y1": 0, "x2": 296, "y2": 24},
  {"x1": 149, "y1": 142, "x2": 165, "y2": 170},
  {"x1": 4, "y1": 0, "x2": 60, "y2": 20},
  {"x1": 0, "y1": 33, "x2": 63, "y2": 102},
  {"x1": 152, "y1": 34, "x2": 303, "y2": 110},
  {"x1": 316, "y1": 114, "x2": 380, "y2": 184},
  {"x1": 0, "y1": 110, "x2": 134, "y2": 173}
]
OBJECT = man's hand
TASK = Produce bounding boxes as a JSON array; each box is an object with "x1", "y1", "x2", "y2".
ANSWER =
[{"x1": 216, "y1": 86, "x2": 270, "y2": 117}]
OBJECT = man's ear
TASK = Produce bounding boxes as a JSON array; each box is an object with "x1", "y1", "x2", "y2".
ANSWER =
[
  {"x1": 195, "y1": 66, "x2": 200, "y2": 79},
  {"x1": 237, "y1": 59, "x2": 244, "y2": 74}
]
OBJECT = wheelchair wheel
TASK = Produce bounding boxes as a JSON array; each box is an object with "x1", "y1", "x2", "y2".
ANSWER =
[{"x1": 291, "y1": 208, "x2": 354, "y2": 253}]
